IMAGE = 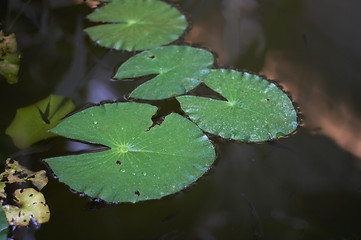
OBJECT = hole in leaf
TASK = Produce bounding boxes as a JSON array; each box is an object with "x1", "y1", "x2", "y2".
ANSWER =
[
  {"x1": 148, "y1": 55, "x2": 155, "y2": 59},
  {"x1": 135, "y1": 190, "x2": 140, "y2": 196},
  {"x1": 116, "y1": 161, "x2": 121, "y2": 166}
]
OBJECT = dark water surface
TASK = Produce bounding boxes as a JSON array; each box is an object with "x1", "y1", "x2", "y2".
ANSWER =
[{"x1": 1, "y1": 0, "x2": 361, "y2": 239}]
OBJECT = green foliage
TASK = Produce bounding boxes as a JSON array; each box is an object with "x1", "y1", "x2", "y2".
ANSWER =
[
  {"x1": 177, "y1": 69, "x2": 298, "y2": 142},
  {"x1": 45, "y1": 102, "x2": 215, "y2": 203},
  {"x1": 0, "y1": 206, "x2": 7, "y2": 240},
  {"x1": 115, "y1": 46, "x2": 214, "y2": 99},
  {"x1": 6, "y1": 94, "x2": 75, "y2": 149},
  {"x1": 0, "y1": 31, "x2": 20, "y2": 84},
  {"x1": 84, "y1": 0, "x2": 187, "y2": 51}
]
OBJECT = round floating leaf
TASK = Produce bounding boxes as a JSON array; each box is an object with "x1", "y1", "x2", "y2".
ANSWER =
[
  {"x1": 5, "y1": 95, "x2": 75, "y2": 149},
  {"x1": 3, "y1": 188, "x2": 50, "y2": 226},
  {"x1": 114, "y1": 46, "x2": 214, "y2": 99},
  {"x1": 84, "y1": 0, "x2": 187, "y2": 51},
  {"x1": 177, "y1": 69, "x2": 298, "y2": 142},
  {"x1": 44, "y1": 102, "x2": 215, "y2": 203}
]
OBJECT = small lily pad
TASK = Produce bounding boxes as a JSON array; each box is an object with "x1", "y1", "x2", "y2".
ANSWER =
[
  {"x1": 0, "y1": 159, "x2": 48, "y2": 191},
  {"x1": 3, "y1": 188, "x2": 50, "y2": 226},
  {"x1": 0, "y1": 31, "x2": 20, "y2": 84},
  {"x1": 177, "y1": 69, "x2": 298, "y2": 142},
  {"x1": 84, "y1": 0, "x2": 187, "y2": 51},
  {"x1": 114, "y1": 46, "x2": 214, "y2": 99},
  {"x1": 6, "y1": 95, "x2": 75, "y2": 149},
  {"x1": 44, "y1": 102, "x2": 215, "y2": 203}
]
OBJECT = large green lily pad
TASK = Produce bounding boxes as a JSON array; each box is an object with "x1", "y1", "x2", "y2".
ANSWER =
[
  {"x1": 3, "y1": 188, "x2": 50, "y2": 226},
  {"x1": 84, "y1": 0, "x2": 187, "y2": 51},
  {"x1": 0, "y1": 31, "x2": 20, "y2": 84},
  {"x1": 44, "y1": 102, "x2": 215, "y2": 203},
  {"x1": 114, "y1": 46, "x2": 214, "y2": 99},
  {"x1": 6, "y1": 95, "x2": 75, "y2": 149},
  {"x1": 177, "y1": 69, "x2": 298, "y2": 142}
]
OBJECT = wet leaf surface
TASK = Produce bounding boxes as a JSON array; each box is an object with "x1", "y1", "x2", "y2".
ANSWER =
[
  {"x1": 5, "y1": 95, "x2": 75, "y2": 149},
  {"x1": 3, "y1": 188, "x2": 50, "y2": 226},
  {"x1": 0, "y1": 31, "x2": 20, "y2": 84},
  {"x1": 84, "y1": 0, "x2": 187, "y2": 51},
  {"x1": 115, "y1": 46, "x2": 214, "y2": 99},
  {"x1": 44, "y1": 102, "x2": 215, "y2": 203},
  {"x1": 177, "y1": 69, "x2": 298, "y2": 142}
]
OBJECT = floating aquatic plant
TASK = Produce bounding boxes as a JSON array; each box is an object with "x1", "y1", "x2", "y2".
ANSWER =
[
  {"x1": 84, "y1": 0, "x2": 187, "y2": 51},
  {"x1": 45, "y1": 102, "x2": 215, "y2": 203},
  {"x1": 114, "y1": 46, "x2": 214, "y2": 99},
  {"x1": 6, "y1": 95, "x2": 75, "y2": 149},
  {"x1": 177, "y1": 69, "x2": 298, "y2": 142}
]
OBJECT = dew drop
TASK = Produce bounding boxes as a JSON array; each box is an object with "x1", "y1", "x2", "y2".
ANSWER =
[
  {"x1": 132, "y1": 173, "x2": 135, "y2": 176},
  {"x1": 93, "y1": 121, "x2": 98, "y2": 125},
  {"x1": 143, "y1": 172, "x2": 147, "y2": 176}
]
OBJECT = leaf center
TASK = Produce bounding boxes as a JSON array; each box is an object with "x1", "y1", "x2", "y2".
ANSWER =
[{"x1": 119, "y1": 145, "x2": 129, "y2": 153}]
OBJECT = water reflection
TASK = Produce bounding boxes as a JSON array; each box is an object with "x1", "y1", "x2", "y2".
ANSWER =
[
  {"x1": 186, "y1": 0, "x2": 361, "y2": 160},
  {"x1": 262, "y1": 51, "x2": 361, "y2": 159}
]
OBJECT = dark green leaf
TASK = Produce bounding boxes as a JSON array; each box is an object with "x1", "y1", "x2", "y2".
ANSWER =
[
  {"x1": 115, "y1": 46, "x2": 214, "y2": 99},
  {"x1": 84, "y1": 0, "x2": 187, "y2": 51},
  {"x1": 45, "y1": 102, "x2": 215, "y2": 203},
  {"x1": 177, "y1": 69, "x2": 298, "y2": 142}
]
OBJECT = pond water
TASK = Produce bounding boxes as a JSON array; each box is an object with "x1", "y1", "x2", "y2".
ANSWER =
[{"x1": 1, "y1": 0, "x2": 361, "y2": 239}]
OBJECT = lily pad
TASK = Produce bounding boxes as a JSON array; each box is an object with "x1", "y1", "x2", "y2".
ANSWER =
[
  {"x1": 44, "y1": 102, "x2": 215, "y2": 203},
  {"x1": 0, "y1": 31, "x2": 20, "y2": 84},
  {"x1": 0, "y1": 206, "x2": 8, "y2": 240},
  {"x1": 177, "y1": 69, "x2": 298, "y2": 142},
  {"x1": 3, "y1": 188, "x2": 50, "y2": 226},
  {"x1": 5, "y1": 94, "x2": 75, "y2": 149},
  {"x1": 0, "y1": 158, "x2": 48, "y2": 191},
  {"x1": 84, "y1": 0, "x2": 187, "y2": 51},
  {"x1": 114, "y1": 46, "x2": 214, "y2": 99}
]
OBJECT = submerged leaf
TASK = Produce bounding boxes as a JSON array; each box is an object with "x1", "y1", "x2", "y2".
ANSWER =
[
  {"x1": 177, "y1": 69, "x2": 298, "y2": 142},
  {"x1": 0, "y1": 31, "x2": 20, "y2": 84},
  {"x1": 0, "y1": 159, "x2": 48, "y2": 191},
  {"x1": 84, "y1": 0, "x2": 187, "y2": 51},
  {"x1": 6, "y1": 95, "x2": 75, "y2": 149},
  {"x1": 3, "y1": 188, "x2": 50, "y2": 226},
  {"x1": 115, "y1": 46, "x2": 214, "y2": 99},
  {"x1": 44, "y1": 102, "x2": 215, "y2": 203}
]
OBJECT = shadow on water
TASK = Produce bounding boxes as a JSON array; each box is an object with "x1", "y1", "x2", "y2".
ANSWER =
[{"x1": 1, "y1": 0, "x2": 361, "y2": 239}]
